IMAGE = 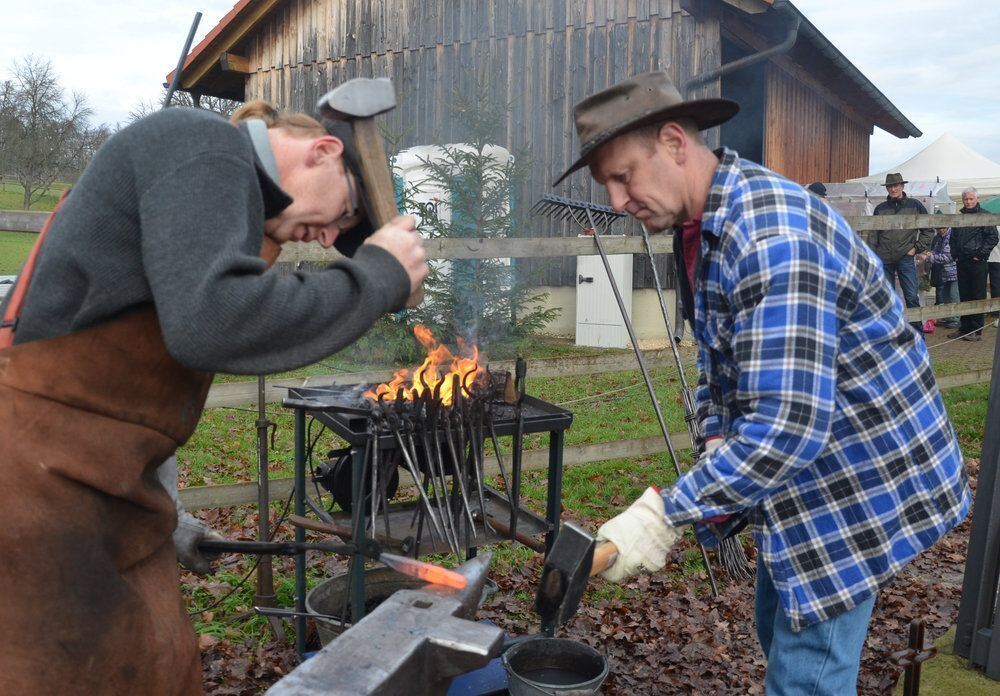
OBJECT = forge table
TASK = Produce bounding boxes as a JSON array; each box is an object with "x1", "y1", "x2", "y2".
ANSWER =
[{"x1": 282, "y1": 385, "x2": 573, "y2": 655}]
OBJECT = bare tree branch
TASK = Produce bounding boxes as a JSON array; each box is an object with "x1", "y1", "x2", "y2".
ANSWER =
[
  {"x1": 124, "y1": 89, "x2": 242, "y2": 128},
  {"x1": 4, "y1": 55, "x2": 99, "y2": 209}
]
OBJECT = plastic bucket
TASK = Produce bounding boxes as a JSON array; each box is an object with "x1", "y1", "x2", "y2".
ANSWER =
[
  {"x1": 502, "y1": 637, "x2": 609, "y2": 696},
  {"x1": 305, "y1": 566, "x2": 426, "y2": 646}
]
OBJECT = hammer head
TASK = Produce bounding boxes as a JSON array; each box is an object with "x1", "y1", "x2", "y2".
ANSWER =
[
  {"x1": 317, "y1": 77, "x2": 396, "y2": 120},
  {"x1": 535, "y1": 521, "x2": 595, "y2": 633}
]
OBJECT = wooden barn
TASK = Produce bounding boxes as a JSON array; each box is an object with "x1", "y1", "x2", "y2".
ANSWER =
[{"x1": 170, "y1": 0, "x2": 919, "y2": 339}]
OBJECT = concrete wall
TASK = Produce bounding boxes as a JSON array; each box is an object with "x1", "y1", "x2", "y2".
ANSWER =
[
  {"x1": 530, "y1": 286, "x2": 683, "y2": 346},
  {"x1": 0, "y1": 211, "x2": 46, "y2": 232}
]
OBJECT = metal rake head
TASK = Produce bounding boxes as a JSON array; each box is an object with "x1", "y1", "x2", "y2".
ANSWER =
[{"x1": 530, "y1": 193, "x2": 626, "y2": 232}]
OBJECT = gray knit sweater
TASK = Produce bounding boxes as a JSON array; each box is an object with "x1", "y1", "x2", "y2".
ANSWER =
[{"x1": 2, "y1": 107, "x2": 410, "y2": 374}]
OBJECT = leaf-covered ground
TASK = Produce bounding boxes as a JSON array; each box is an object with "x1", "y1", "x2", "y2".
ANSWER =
[{"x1": 192, "y1": 460, "x2": 979, "y2": 695}]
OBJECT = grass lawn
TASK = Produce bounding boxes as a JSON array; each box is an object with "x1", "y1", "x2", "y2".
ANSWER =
[
  {"x1": 0, "y1": 181, "x2": 69, "y2": 211},
  {"x1": 0, "y1": 230, "x2": 36, "y2": 274}
]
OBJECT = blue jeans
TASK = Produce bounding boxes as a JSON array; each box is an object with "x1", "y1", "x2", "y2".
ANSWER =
[
  {"x1": 935, "y1": 280, "x2": 959, "y2": 325},
  {"x1": 755, "y1": 559, "x2": 876, "y2": 695},
  {"x1": 882, "y1": 255, "x2": 922, "y2": 333}
]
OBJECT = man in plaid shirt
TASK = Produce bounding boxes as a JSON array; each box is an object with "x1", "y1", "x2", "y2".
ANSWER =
[{"x1": 555, "y1": 72, "x2": 970, "y2": 693}]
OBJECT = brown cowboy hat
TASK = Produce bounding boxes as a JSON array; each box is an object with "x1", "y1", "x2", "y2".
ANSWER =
[
  {"x1": 553, "y1": 71, "x2": 739, "y2": 186},
  {"x1": 883, "y1": 172, "x2": 908, "y2": 186}
]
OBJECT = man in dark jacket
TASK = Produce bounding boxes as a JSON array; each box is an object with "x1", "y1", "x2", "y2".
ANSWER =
[
  {"x1": 872, "y1": 173, "x2": 933, "y2": 334},
  {"x1": 950, "y1": 187, "x2": 999, "y2": 340}
]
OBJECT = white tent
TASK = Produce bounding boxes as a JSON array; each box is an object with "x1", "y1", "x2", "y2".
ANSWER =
[{"x1": 849, "y1": 133, "x2": 1000, "y2": 200}]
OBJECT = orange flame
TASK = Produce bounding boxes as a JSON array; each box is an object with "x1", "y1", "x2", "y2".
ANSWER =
[{"x1": 364, "y1": 324, "x2": 480, "y2": 406}]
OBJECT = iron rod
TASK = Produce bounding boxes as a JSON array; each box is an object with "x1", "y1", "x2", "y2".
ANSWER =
[
  {"x1": 582, "y1": 206, "x2": 719, "y2": 598},
  {"x1": 385, "y1": 414, "x2": 447, "y2": 544},
  {"x1": 254, "y1": 375, "x2": 278, "y2": 626},
  {"x1": 163, "y1": 13, "x2": 202, "y2": 108}
]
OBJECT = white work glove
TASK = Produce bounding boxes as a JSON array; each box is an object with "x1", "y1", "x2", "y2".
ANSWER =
[
  {"x1": 156, "y1": 456, "x2": 224, "y2": 575},
  {"x1": 595, "y1": 486, "x2": 682, "y2": 582}
]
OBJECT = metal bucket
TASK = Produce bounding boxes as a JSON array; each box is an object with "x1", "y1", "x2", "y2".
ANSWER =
[
  {"x1": 502, "y1": 637, "x2": 609, "y2": 696},
  {"x1": 305, "y1": 566, "x2": 426, "y2": 646}
]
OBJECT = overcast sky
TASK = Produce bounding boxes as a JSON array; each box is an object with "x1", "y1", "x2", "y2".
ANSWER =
[{"x1": 2, "y1": 0, "x2": 997, "y2": 176}]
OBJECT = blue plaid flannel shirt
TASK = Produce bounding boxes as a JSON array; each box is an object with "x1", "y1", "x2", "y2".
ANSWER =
[{"x1": 661, "y1": 149, "x2": 971, "y2": 630}]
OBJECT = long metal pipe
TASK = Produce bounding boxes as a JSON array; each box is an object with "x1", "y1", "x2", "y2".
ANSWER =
[
  {"x1": 163, "y1": 12, "x2": 202, "y2": 108},
  {"x1": 684, "y1": 2, "x2": 800, "y2": 95},
  {"x1": 583, "y1": 207, "x2": 719, "y2": 598}
]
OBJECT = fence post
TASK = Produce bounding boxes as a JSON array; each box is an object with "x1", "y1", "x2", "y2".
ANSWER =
[{"x1": 954, "y1": 321, "x2": 1000, "y2": 679}]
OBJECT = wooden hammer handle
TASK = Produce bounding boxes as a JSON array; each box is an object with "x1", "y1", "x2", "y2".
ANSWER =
[
  {"x1": 482, "y1": 514, "x2": 547, "y2": 553},
  {"x1": 351, "y1": 119, "x2": 398, "y2": 227},
  {"x1": 590, "y1": 540, "x2": 619, "y2": 577},
  {"x1": 351, "y1": 119, "x2": 424, "y2": 308}
]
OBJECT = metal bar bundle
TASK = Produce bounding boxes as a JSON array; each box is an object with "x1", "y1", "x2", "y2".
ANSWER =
[{"x1": 339, "y1": 369, "x2": 533, "y2": 559}]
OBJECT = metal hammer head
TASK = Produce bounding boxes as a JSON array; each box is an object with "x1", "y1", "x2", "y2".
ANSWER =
[
  {"x1": 317, "y1": 77, "x2": 396, "y2": 120},
  {"x1": 535, "y1": 521, "x2": 595, "y2": 633},
  {"x1": 313, "y1": 76, "x2": 399, "y2": 259}
]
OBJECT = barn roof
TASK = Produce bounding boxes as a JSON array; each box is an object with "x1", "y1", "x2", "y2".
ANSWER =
[
  {"x1": 779, "y1": 2, "x2": 920, "y2": 138},
  {"x1": 168, "y1": 0, "x2": 919, "y2": 138}
]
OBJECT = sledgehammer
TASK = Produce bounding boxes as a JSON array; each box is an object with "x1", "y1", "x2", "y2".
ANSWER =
[{"x1": 535, "y1": 522, "x2": 618, "y2": 635}]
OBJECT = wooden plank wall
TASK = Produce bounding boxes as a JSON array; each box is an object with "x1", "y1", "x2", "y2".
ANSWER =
[
  {"x1": 830, "y1": 111, "x2": 869, "y2": 182},
  {"x1": 764, "y1": 63, "x2": 869, "y2": 185},
  {"x1": 242, "y1": 0, "x2": 723, "y2": 289}
]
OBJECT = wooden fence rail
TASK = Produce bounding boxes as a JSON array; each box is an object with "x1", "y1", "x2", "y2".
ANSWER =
[
  {"x1": 205, "y1": 297, "x2": 1000, "y2": 408},
  {"x1": 178, "y1": 431, "x2": 691, "y2": 510},
  {"x1": 207, "y1": 348, "x2": 685, "y2": 407},
  {"x1": 6, "y1": 211, "x2": 1000, "y2": 261},
  {"x1": 276, "y1": 213, "x2": 1000, "y2": 262}
]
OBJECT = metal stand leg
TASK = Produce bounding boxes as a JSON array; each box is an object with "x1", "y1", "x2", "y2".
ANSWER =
[
  {"x1": 545, "y1": 430, "x2": 564, "y2": 554},
  {"x1": 350, "y1": 447, "x2": 367, "y2": 623},
  {"x1": 255, "y1": 376, "x2": 283, "y2": 637},
  {"x1": 293, "y1": 409, "x2": 307, "y2": 656}
]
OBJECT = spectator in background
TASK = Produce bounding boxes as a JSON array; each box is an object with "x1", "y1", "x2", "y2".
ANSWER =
[
  {"x1": 872, "y1": 173, "x2": 934, "y2": 335},
  {"x1": 950, "y1": 187, "x2": 999, "y2": 341},
  {"x1": 807, "y1": 181, "x2": 827, "y2": 198},
  {"x1": 924, "y1": 212, "x2": 959, "y2": 329}
]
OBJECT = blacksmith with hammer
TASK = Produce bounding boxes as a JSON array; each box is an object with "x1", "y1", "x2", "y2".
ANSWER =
[
  {"x1": 0, "y1": 93, "x2": 426, "y2": 692},
  {"x1": 556, "y1": 72, "x2": 969, "y2": 693}
]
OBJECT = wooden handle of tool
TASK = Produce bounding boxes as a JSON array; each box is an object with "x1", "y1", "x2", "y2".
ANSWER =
[
  {"x1": 351, "y1": 119, "x2": 398, "y2": 227},
  {"x1": 288, "y1": 514, "x2": 414, "y2": 554},
  {"x1": 288, "y1": 514, "x2": 347, "y2": 537},
  {"x1": 589, "y1": 540, "x2": 619, "y2": 577},
  {"x1": 351, "y1": 118, "x2": 424, "y2": 308},
  {"x1": 483, "y1": 514, "x2": 547, "y2": 553}
]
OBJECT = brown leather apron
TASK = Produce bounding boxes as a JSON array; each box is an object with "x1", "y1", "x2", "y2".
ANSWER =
[
  {"x1": 0, "y1": 229, "x2": 281, "y2": 692},
  {"x1": 0, "y1": 309, "x2": 212, "y2": 693}
]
